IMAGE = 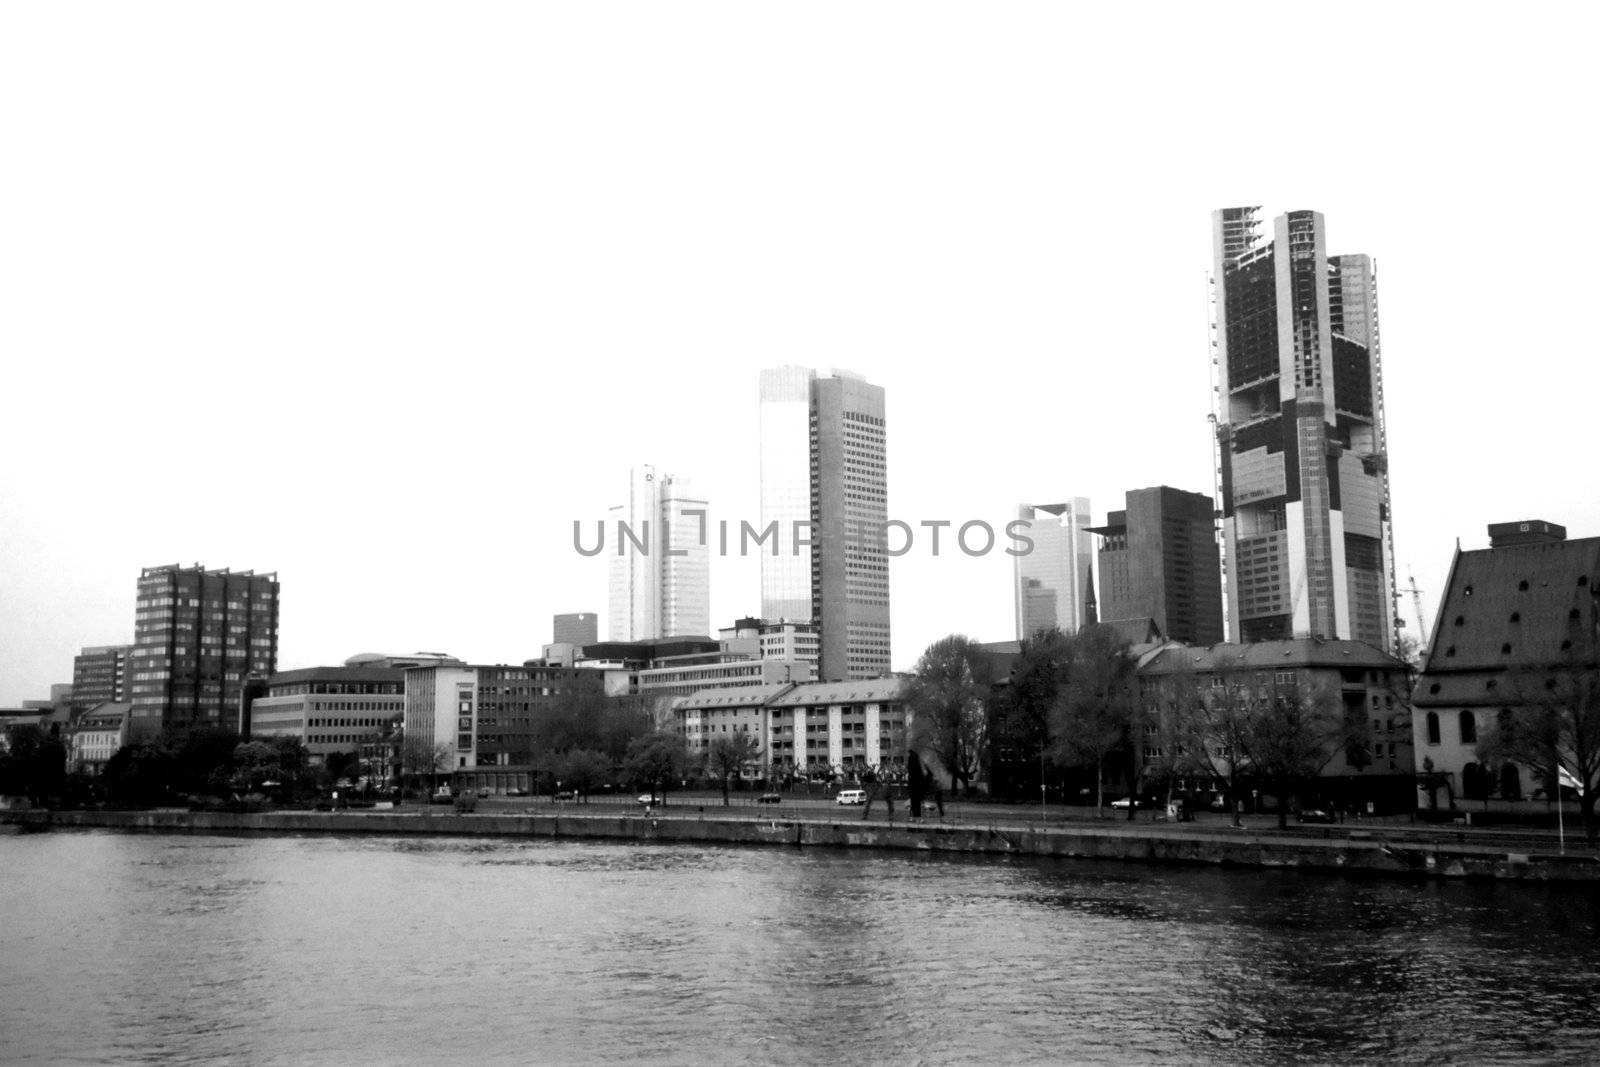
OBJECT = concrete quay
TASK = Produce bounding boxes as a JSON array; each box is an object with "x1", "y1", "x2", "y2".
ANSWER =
[{"x1": 4, "y1": 807, "x2": 1597, "y2": 882}]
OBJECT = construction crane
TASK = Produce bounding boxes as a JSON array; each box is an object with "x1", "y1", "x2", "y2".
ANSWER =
[{"x1": 1408, "y1": 572, "x2": 1429, "y2": 649}]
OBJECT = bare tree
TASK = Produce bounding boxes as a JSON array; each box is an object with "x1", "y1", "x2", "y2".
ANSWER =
[
  {"x1": 1481, "y1": 650, "x2": 1600, "y2": 845},
  {"x1": 904, "y1": 635, "x2": 992, "y2": 796},
  {"x1": 1244, "y1": 679, "x2": 1346, "y2": 829}
]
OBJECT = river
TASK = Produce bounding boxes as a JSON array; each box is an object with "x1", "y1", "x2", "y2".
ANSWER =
[{"x1": 1, "y1": 830, "x2": 1596, "y2": 1064}]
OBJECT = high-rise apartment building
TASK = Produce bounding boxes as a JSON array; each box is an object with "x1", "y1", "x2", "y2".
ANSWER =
[
  {"x1": 1090, "y1": 487, "x2": 1224, "y2": 646},
  {"x1": 128, "y1": 564, "x2": 279, "y2": 738},
  {"x1": 608, "y1": 466, "x2": 709, "y2": 640},
  {"x1": 759, "y1": 367, "x2": 890, "y2": 681},
  {"x1": 1013, "y1": 500, "x2": 1093, "y2": 640},
  {"x1": 1211, "y1": 207, "x2": 1396, "y2": 648},
  {"x1": 70, "y1": 643, "x2": 134, "y2": 714}
]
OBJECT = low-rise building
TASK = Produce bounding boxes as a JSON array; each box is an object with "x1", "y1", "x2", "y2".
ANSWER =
[
  {"x1": 671, "y1": 678, "x2": 908, "y2": 782},
  {"x1": 1411, "y1": 521, "x2": 1600, "y2": 811},
  {"x1": 249, "y1": 666, "x2": 405, "y2": 763},
  {"x1": 1137, "y1": 638, "x2": 1415, "y2": 812},
  {"x1": 70, "y1": 703, "x2": 130, "y2": 774},
  {"x1": 405, "y1": 663, "x2": 621, "y2": 795}
]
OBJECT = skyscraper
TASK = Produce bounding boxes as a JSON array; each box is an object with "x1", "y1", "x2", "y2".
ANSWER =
[
  {"x1": 1089, "y1": 486, "x2": 1224, "y2": 646},
  {"x1": 608, "y1": 466, "x2": 710, "y2": 640},
  {"x1": 759, "y1": 367, "x2": 890, "y2": 681},
  {"x1": 1211, "y1": 207, "x2": 1395, "y2": 649},
  {"x1": 128, "y1": 563, "x2": 279, "y2": 738},
  {"x1": 1013, "y1": 499, "x2": 1093, "y2": 640}
]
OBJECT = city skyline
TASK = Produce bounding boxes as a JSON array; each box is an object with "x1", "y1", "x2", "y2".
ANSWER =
[{"x1": 4, "y1": 7, "x2": 1600, "y2": 704}]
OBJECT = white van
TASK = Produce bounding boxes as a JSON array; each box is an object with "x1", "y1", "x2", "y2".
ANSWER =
[{"x1": 835, "y1": 789, "x2": 866, "y2": 806}]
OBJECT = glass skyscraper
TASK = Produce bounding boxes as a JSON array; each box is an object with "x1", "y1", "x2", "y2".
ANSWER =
[
  {"x1": 1013, "y1": 499, "x2": 1094, "y2": 640},
  {"x1": 607, "y1": 465, "x2": 710, "y2": 640}
]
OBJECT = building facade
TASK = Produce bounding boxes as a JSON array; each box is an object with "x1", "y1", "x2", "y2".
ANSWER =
[
  {"x1": 248, "y1": 666, "x2": 405, "y2": 763},
  {"x1": 404, "y1": 663, "x2": 617, "y2": 794},
  {"x1": 1014, "y1": 500, "x2": 1094, "y2": 639},
  {"x1": 1091, "y1": 487, "x2": 1224, "y2": 646},
  {"x1": 553, "y1": 613, "x2": 598, "y2": 645},
  {"x1": 608, "y1": 466, "x2": 710, "y2": 641},
  {"x1": 672, "y1": 677, "x2": 907, "y2": 781},
  {"x1": 1138, "y1": 638, "x2": 1415, "y2": 811},
  {"x1": 1411, "y1": 522, "x2": 1600, "y2": 810},
  {"x1": 69, "y1": 702, "x2": 130, "y2": 774},
  {"x1": 128, "y1": 564, "x2": 279, "y2": 739},
  {"x1": 71, "y1": 645, "x2": 133, "y2": 715},
  {"x1": 1212, "y1": 208, "x2": 1396, "y2": 649},
  {"x1": 759, "y1": 367, "x2": 890, "y2": 681}
]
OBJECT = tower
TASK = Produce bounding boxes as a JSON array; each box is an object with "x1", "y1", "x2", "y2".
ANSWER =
[
  {"x1": 1013, "y1": 500, "x2": 1093, "y2": 640},
  {"x1": 1211, "y1": 207, "x2": 1395, "y2": 648},
  {"x1": 127, "y1": 563, "x2": 279, "y2": 738},
  {"x1": 1089, "y1": 486, "x2": 1224, "y2": 645},
  {"x1": 607, "y1": 466, "x2": 709, "y2": 640},
  {"x1": 759, "y1": 367, "x2": 890, "y2": 681}
]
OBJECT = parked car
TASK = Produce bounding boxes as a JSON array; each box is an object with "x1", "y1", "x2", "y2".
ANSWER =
[
  {"x1": 756, "y1": 793, "x2": 782, "y2": 804},
  {"x1": 507, "y1": 788, "x2": 529, "y2": 797},
  {"x1": 554, "y1": 791, "x2": 576, "y2": 802},
  {"x1": 835, "y1": 789, "x2": 866, "y2": 806},
  {"x1": 1297, "y1": 808, "x2": 1338, "y2": 824},
  {"x1": 1110, "y1": 796, "x2": 1140, "y2": 810},
  {"x1": 637, "y1": 793, "x2": 657, "y2": 805}
]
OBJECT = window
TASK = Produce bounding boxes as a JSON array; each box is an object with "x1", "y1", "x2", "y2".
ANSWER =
[
  {"x1": 1425, "y1": 712, "x2": 1440, "y2": 745},
  {"x1": 1459, "y1": 711, "x2": 1477, "y2": 745}
]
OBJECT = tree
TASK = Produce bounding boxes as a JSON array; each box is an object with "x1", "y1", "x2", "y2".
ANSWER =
[
  {"x1": 989, "y1": 627, "x2": 1070, "y2": 800},
  {"x1": 1164, "y1": 668, "x2": 1259, "y2": 829},
  {"x1": 622, "y1": 730, "x2": 691, "y2": 803},
  {"x1": 1480, "y1": 652, "x2": 1600, "y2": 845},
  {"x1": 705, "y1": 732, "x2": 762, "y2": 805},
  {"x1": 0, "y1": 725, "x2": 67, "y2": 805},
  {"x1": 400, "y1": 737, "x2": 454, "y2": 799},
  {"x1": 1243, "y1": 680, "x2": 1345, "y2": 829},
  {"x1": 556, "y1": 749, "x2": 612, "y2": 801},
  {"x1": 904, "y1": 635, "x2": 992, "y2": 796},
  {"x1": 1050, "y1": 625, "x2": 1138, "y2": 817}
]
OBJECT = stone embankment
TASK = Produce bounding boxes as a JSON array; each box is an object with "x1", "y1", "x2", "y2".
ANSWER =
[{"x1": 4, "y1": 808, "x2": 1597, "y2": 882}]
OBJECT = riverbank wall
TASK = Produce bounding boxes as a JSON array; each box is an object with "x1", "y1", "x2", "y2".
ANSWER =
[{"x1": 5, "y1": 808, "x2": 1597, "y2": 882}]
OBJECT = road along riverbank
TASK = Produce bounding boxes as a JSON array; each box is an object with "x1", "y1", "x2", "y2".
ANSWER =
[{"x1": 4, "y1": 808, "x2": 1596, "y2": 882}]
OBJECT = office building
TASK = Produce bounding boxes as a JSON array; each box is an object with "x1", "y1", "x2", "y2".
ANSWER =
[
  {"x1": 404, "y1": 662, "x2": 616, "y2": 795},
  {"x1": 608, "y1": 466, "x2": 710, "y2": 641},
  {"x1": 1212, "y1": 207, "x2": 1396, "y2": 648},
  {"x1": 248, "y1": 666, "x2": 405, "y2": 762},
  {"x1": 1090, "y1": 487, "x2": 1224, "y2": 645},
  {"x1": 1014, "y1": 499, "x2": 1093, "y2": 640},
  {"x1": 759, "y1": 367, "x2": 890, "y2": 681},
  {"x1": 70, "y1": 645, "x2": 134, "y2": 715},
  {"x1": 553, "y1": 612, "x2": 598, "y2": 645},
  {"x1": 127, "y1": 564, "x2": 279, "y2": 738}
]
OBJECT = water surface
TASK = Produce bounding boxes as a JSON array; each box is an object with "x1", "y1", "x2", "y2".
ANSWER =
[{"x1": 1, "y1": 831, "x2": 1596, "y2": 1064}]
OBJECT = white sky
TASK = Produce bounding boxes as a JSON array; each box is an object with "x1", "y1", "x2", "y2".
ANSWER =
[{"x1": 3, "y1": 3, "x2": 1598, "y2": 705}]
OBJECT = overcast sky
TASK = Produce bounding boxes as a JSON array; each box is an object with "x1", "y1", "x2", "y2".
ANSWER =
[{"x1": 3, "y1": 3, "x2": 1597, "y2": 705}]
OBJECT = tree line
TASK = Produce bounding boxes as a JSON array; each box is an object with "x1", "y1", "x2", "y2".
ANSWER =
[{"x1": 905, "y1": 626, "x2": 1363, "y2": 828}]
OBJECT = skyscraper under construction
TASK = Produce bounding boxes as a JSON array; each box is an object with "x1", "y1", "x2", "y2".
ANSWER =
[{"x1": 1210, "y1": 207, "x2": 1396, "y2": 649}]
